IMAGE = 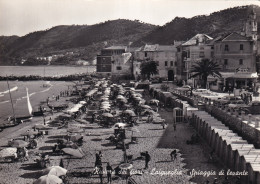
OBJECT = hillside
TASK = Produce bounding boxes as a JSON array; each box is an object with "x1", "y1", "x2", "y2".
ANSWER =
[
  {"x1": 0, "y1": 19, "x2": 156, "y2": 65},
  {"x1": 1, "y1": 5, "x2": 260, "y2": 65},
  {"x1": 134, "y1": 5, "x2": 260, "y2": 45}
]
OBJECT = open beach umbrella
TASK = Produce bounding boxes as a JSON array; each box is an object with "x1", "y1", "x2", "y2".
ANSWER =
[
  {"x1": 150, "y1": 99, "x2": 159, "y2": 104},
  {"x1": 33, "y1": 174, "x2": 62, "y2": 184},
  {"x1": 62, "y1": 148, "x2": 84, "y2": 158},
  {"x1": 0, "y1": 147, "x2": 17, "y2": 158},
  {"x1": 124, "y1": 110, "x2": 136, "y2": 116},
  {"x1": 134, "y1": 93, "x2": 142, "y2": 97},
  {"x1": 10, "y1": 140, "x2": 28, "y2": 148},
  {"x1": 119, "y1": 98, "x2": 128, "y2": 103},
  {"x1": 67, "y1": 127, "x2": 84, "y2": 133},
  {"x1": 34, "y1": 124, "x2": 51, "y2": 130},
  {"x1": 140, "y1": 105, "x2": 152, "y2": 109},
  {"x1": 113, "y1": 123, "x2": 127, "y2": 128},
  {"x1": 102, "y1": 113, "x2": 113, "y2": 118},
  {"x1": 42, "y1": 166, "x2": 67, "y2": 176},
  {"x1": 21, "y1": 130, "x2": 37, "y2": 137}
]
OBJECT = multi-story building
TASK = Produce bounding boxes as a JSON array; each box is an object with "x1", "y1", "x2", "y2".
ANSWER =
[
  {"x1": 133, "y1": 44, "x2": 179, "y2": 81},
  {"x1": 96, "y1": 46, "x2": 127, "y2": 74},
  {"x1": 213, "y1": 9, "x2": 258, "y2": 91},
  {"x1": 176, "y1": 34, "x2": 214, "y2": 87}
]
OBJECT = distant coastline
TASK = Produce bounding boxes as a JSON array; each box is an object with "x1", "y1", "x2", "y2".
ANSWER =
[{"x1": 0, "y1": 65, "x2": 96, "y2": 80}]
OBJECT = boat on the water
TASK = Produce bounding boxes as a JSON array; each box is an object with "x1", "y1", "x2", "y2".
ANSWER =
[{"x1": 1, "y1": 86, "x2": 33, "y2": 129}]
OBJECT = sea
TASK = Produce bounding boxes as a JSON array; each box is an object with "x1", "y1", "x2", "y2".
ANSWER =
[
  {"x1": 0, "y1": 65, "x2": 96, "y2": 77},
  {"x1": 0, "y1": 65, "x2": 96, "y2": 126}
]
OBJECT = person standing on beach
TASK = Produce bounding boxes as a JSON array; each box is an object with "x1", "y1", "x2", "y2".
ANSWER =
[
  {"x1": 98, "y1": 165, "x2": 103, "y2": 184},
  {"x1": 144, "y1": 151, "x2": 151, "y2": 169},
  {"x1": 106, "y1": 163, "x2": 113, "y2": 184},
  {"x1": 170, "y1": 149, "x2": 177, "y2": 161}
]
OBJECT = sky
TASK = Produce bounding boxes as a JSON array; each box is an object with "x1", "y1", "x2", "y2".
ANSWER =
[{"x1": 0, "y1": 0, "x2": 260, "y2": 36}]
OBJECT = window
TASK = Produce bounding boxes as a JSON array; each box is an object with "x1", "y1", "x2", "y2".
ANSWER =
[
  {"x1": 224, "y1": 59, "x2": 228, "y2": 65},
  {"x1": 145, "y1": 52, "x2": 147, "y2": 57},
  {"x1": 211, "y1": 46, "x2": 214, "y2": 50},
  {"x1": 170, "y1": 61, "x2": 173, "y2": 66},
  {"x1": 224, "y1": 45, "x2": 229, "y2": 51},
  {"x1": 165, "y1": 61, "x2": 168, "y2": 66},
  {"x1": 175, "y1": 61, "x2": 177, "y2": 66},
  {"x1": 199, "y1": 52, "x2": 205, "y2": 58},
  {"x1": 240, "y1": 44, "x2": 244, "y2": 50},
  {"x1": 177, "y1": 48, "x2": 181, "y2": 52},
  {"x1": 116, "y1": 66, "x2": 122, "y2": 70},
  {"x1": 239, "y1": 59, "x2": 243, "y2": 65}
]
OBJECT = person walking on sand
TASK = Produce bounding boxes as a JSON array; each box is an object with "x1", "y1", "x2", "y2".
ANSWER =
[
  {"x1": 170, "y1": 149, "x2": 177, "y2": 161},
  {"x1": 162, "y1": 120, "x2": 166, "y2": 129},
  {"x1": 98, "y1": 165, "x2": 103, "y2": 184},
  {"x1": 106, "y1": 163, "x2": 113, "y2": 184},
  {"x1": 144, "y1": 151, "x2": 151, "y2": 169}
]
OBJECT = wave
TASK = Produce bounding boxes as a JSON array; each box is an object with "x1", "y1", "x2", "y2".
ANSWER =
[{"x1": 0, "y1": 86, "x2": 18, "y2": 95}]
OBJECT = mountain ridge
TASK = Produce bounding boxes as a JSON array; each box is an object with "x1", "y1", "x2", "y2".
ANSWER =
[{"x1": 0, "y1": 5, "x2": 259, "y2": 65}]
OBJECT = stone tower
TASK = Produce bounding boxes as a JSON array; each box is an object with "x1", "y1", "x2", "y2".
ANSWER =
[{"x1": 245, "y1": 8, "x2": 258, "y2": 41}]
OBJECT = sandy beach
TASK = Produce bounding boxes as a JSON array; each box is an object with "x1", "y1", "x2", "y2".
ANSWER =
[{"x1": 0, "y1": 81, "x2": 236, "y2": 184}]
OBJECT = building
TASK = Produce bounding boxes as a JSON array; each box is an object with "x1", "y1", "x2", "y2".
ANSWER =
[
  {"x1": 133, "y1": 44, "x2": 179, "y2": 81},
  {"x1": 96, "y1": 46, "x2": 127, "y2": 74},
  {"x1": 111, "y1": 52, "x2": 133, "y2": 80},
  {"x1": 212, "y1": 9, "x2": 258, "y2": 91},
  {"x1": 176, "y1": 34, "x2": 214, "y2": 86}
]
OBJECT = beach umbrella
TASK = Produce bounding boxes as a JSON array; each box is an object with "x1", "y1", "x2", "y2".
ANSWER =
[
  {"x1": 0, "y1": 147, "x2": 17, "y2": 158},
  {"x1": 102, "y1": 113, "x2": 113, "y2": 118},
  {"x1": 62, "y1": 148, "x2": 84, "y2": 158},
  {"x1": 21, "y1": 130, "x2": 36, "y2": 137},
  {"x1": 34, "y1": 124, "x2": 51, "y2": 130},
  {"x1": 113, "y1": 123, "x2": 127, "y2": 128},
  {"x1": 42, "y1": 166, "x2": 67, "y2": 176},
  {"x1": 33, "y1": 174, "x2": 62, "y2": 184},
  {"x1": 150, "y1": 99, "x2": 159, "y2": 104},
  {"x1": 119, "y1": 98, "x2": 128, "y2": 103},
  {"x1": 70, "y1": 134, "x2": 83, "y2": 142},
  {"x1": 10, "y1": 140, "x2": 28, "y2": 148},
  {"x1": 134, "y1": 93, "x2": 142, "y2": 97},
  {"x1": 67, "y1": 127, "x2": 84, "y2": 133},
  {"x1": 140, "y1": 105, "x2": 152, "y2": 109},
  {"x1": 124, "y1": 110, "x2": 136, "y2": 116}
]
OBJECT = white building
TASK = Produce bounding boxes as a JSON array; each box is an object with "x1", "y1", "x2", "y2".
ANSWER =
[{"x1": 134, "y1": 44, "x2": 178, "y2": 81}]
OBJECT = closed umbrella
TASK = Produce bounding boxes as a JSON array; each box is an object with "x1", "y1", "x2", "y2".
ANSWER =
[
  {"x1": 42, "y1": 166, "x2": 67, "y2": 176},
  {"x1": 62, "y1": 148, "x2": 84, "y2": 158},
  {"x1": 0, "y1": 147, "x2": 17, "y2": 158},
  {"x1": 10, "y1": 140, "x2": 28, "y2": 148},
  {"x1": 33, "y1": 174, "x2": 62, "y2": 184}
]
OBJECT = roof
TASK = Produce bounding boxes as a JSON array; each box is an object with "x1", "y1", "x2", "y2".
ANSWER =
[
  {"x1": 141, "y1": 44, "x2": 176, "y2": 52},
  {"x1": 104, "y1": 46, "x2": 127, "y2": 50},
  {"x1": 221, "y1": 32, "x2": 251, "y2": 42},
  {"x1": 182, "y1": 34, "x2": 213, "y2": 46}
]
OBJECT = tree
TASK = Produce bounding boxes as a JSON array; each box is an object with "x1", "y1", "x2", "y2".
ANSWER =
[
  {"x1": 189, "y1": 59, "x2": 222, "y2": 88},
  {"x1": 140, "y1": 61, "x2": 158, "y2": 80}
]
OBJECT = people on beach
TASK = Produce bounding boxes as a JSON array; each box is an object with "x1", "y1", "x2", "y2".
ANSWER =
[
  {"x1": 106, "y1": 163, "x2": 113, "y2": 184},
  {"x1": 144, "y1": 151, "x2": 151, "y2": 169},
  {"x1": 98, "y1": 165, "x2": 103, "y2": 184},
  {"x1": 170, "y1": 149, "x2": 177, "y2": 161}
]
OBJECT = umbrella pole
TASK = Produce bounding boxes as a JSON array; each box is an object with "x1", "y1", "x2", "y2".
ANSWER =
[{"x1": 66, "y1": 156, "x2": 71, "y2": 169}]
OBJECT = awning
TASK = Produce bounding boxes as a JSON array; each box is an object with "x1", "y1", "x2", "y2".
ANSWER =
[{"x1": 220, "y1": 72, "x2": 258, "y2": 79}]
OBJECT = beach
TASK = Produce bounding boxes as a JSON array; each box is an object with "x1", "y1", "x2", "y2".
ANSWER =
[{"x1": 0, "y1": 80, "x2": 235, "y2": 184}]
